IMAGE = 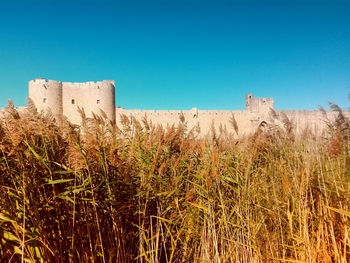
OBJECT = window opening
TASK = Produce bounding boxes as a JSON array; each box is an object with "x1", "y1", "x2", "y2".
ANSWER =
[
  {"x1": 43, "y1": 98, "x2": 47, "y2": 103},
  {"x1": 71, "y1": 99, "x2": 75, "y2": 105},
  {"x1": 97, "y1": 100, "x2": 100, "y2": 104}
]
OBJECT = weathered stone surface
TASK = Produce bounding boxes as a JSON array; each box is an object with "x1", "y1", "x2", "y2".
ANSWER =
[{"x1": 27, "y1": 78, "x2": 349, "y2": 137}]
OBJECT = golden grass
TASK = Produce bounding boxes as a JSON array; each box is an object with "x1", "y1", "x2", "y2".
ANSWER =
[{"x1": 0, "y1": 99, "x2": 349, "y2": 262}]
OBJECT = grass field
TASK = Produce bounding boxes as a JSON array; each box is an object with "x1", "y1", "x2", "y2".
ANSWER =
[{"x1": 0, "y1": 99, "x2": 349, "y2": 262}]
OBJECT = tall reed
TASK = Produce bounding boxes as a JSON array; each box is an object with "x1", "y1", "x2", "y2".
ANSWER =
[{"x1": 0, "y1": 99, "x2": 349, "y2": 262}]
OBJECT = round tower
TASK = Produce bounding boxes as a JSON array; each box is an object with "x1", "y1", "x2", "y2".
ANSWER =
[
  {"x1": 28, "y1": 78, "x2": 63, "y2": 116},
  {"x1": 96, "y1": 80, "x2": 116, "y2": 123},
  {"x1": 61, "y1": 80, "x2": 116, "y2": 125}
]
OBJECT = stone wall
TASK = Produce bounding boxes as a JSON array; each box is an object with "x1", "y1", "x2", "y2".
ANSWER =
[
  {"x1": 27, "y1": 78, "x2": 349, "y2": 137},
  {"x1": 116, "y1": 108, "x2": 350, "y2": 138}
]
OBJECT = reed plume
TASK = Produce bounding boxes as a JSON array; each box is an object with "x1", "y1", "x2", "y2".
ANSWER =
[{"x1": 0, "y1": 99, "x2": 349, "y2": 262}]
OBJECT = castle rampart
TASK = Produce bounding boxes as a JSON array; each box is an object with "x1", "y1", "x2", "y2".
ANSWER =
[
  {"x1": 25, "y1": 79, "x2": 349, "y2": 137},
  {"x1": 115, "y1": 107, "x2": 349, "y2": 137}
]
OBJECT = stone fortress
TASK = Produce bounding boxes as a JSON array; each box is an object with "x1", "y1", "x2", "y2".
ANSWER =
[
  {"x1": 28, "y1": 78, "x2": 115, "y2": 125},
  {"x1": 26, "y1": 78, "x2": 349, "y2": 137}
]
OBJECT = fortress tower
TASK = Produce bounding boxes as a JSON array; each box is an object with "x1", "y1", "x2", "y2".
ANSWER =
[
  {"x1": 29, "y1": 78, "x2": 116, "y2": 124},
  {"x1": 29, "y1": 79, "x2": 63, "y2": 116}
]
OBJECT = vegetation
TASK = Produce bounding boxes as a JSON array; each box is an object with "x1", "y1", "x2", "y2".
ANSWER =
[{"x1": 0, "y1": 99, "x2": 349, "y2": 262}]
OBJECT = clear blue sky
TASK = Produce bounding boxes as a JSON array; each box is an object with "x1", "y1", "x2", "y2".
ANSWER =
[{"x1": 1, "y1": 0, "x2": 349, "y2": 110}]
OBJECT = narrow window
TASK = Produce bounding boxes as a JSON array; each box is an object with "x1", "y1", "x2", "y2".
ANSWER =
[
  {"x1": 97, "y1": 99, "x2": 100, "y2": 104},
  {"x1": 71, "y1": 99, "x2": 75, "y2": 105},
  {"x1": 43, "y1": 98, "x2": 47, "y2": 103}
]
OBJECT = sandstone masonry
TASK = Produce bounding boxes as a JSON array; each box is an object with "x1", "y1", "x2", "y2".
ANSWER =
[
  {"x1": 28, "y1": 78, "x2": 116, "y2": 124},
  {"x1": 27, "y1": 78, "x2": 349, "y2": 137}
]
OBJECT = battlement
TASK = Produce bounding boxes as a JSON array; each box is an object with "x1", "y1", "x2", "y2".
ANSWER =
[
  {"x1": 30, "y1": 79, "x2": 115, "y2": 88},
  {"x1": 116, "y1": 108, "x2": 245, "y2": 117},
  {"x1": 26, "y1": 81, "x2": 349, "y2": 138},
  {"x1": 30, "y1": 78, "x2": 61, "y2": 85},
  {"x1": 31, "y1": 78, "x2": 47, "y2": 83}
]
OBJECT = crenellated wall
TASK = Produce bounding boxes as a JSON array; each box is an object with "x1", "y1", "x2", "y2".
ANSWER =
[
  {"x1": 26, "y1": 79, "x2": 349, "y2": 137},
  {"x1": 116, "y1": 107, "x2": 350, "y2": 137},
  {"x1": 116, "y1": 107, "x2": 261, "y2": 136}
]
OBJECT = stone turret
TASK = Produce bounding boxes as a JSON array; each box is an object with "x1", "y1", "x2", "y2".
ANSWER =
[
  {"x1": 61, "y1": 80, "x2": 116, "y2": 124},
  {"x1": 29, "y1": 78, "x2": 63, "y2": 116}
]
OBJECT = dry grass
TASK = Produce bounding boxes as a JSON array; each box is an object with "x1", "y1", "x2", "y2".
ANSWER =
[{"x1": 0, "y1": 99, "x2": 349, "y2": 262}]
